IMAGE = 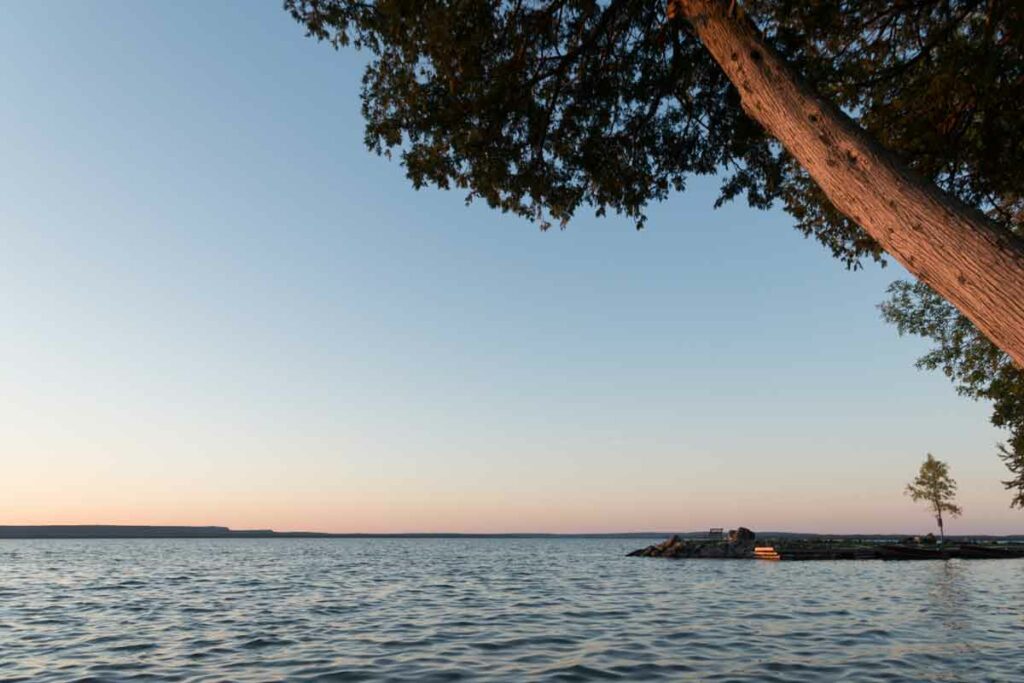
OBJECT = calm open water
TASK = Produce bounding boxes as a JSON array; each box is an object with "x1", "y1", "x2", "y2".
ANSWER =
[{"x1": 1, "y1": 538, "x2": 1023, "y2": 681}]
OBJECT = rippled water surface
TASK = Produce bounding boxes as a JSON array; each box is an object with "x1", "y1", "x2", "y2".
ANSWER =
[{"x1": 2, "y1": 538, "x2": 1024, "y2": 681}]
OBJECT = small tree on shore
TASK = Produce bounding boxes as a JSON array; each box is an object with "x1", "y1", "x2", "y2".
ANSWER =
[{"x1": 905, "y1": 454, "x2": 962, "y2": 544}]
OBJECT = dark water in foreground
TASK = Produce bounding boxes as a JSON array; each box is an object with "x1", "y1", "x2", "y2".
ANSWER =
[{"x1": 2, "y1": 538, "x2": 1023, "y2": 681}]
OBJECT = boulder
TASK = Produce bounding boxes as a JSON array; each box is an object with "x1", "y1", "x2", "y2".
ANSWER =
[
  {"x1": 628, "y1": 528, "x2": 759, "y2": 559},
  {"x1": 728, "y1": 527, "x2": 756, "y2": 544}
]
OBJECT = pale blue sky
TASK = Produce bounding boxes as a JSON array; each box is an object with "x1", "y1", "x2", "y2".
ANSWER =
[{"x1": 1, "y1": 1, "x2": 1018, "y2": 533}]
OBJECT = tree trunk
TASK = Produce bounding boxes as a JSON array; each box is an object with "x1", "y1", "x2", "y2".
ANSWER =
[
  {"x1": 937, "y1": 513, "x2": 944, "y2": 545},
  {"x1": 672, "y1": 0, "x2": 1024, "y2": 368}
]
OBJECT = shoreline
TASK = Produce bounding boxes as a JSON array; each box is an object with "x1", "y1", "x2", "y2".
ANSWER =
[{"x1": 629, "y1": 530, "x2": 1024, "y2": 561}]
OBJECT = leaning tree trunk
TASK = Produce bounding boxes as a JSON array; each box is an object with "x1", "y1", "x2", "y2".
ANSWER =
[{"x1": 672, "y1": 0, "x2": 1024, "y2": 368}]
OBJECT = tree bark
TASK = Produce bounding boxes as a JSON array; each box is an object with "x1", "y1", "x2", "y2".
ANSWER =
[{"x1": 672, "y1": 0, "x2": 1024, "y2": 368}]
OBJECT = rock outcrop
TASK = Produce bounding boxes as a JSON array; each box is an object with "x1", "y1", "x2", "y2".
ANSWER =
[
  {"x1": 627, "y1": 528, "x2": 758, "y2": 559},
  {"x1": 627, "y1": 535, "x2": 687, "y2": 558},
  {"x1": 628, "y1": 529, "x2": 1024, "y2": 561}
]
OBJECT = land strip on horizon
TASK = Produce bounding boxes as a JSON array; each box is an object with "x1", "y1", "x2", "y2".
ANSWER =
[{"x1": 2, "y1": 525, "x2": 1022, "y2": 541}]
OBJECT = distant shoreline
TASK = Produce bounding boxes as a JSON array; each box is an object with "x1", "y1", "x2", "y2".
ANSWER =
[
  {"x1": 0, "y1": 525, "x2": 663, "y2": 540},
  {"x1": 2, "y1": 525, "x2": 1022, "y2": 541}
]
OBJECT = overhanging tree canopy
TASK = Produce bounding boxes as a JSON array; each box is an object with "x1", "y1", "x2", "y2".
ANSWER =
[
  {"x1": 285, "y1": 0, "x2": 1023, "y2": 360},
  {"x1": 286, "y1": 0, "x2": 1024, "y2": 500}
]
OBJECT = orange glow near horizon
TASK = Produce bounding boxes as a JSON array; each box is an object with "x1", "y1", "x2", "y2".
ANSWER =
[{"x1": 3, "y1": 460, "x2": 1020, "y2": 536}]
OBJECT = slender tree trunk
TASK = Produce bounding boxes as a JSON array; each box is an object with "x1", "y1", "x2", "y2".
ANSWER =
[
  {"x1": 672, "y1": 0, "x2": 1024, "y2": 368},
  {"x1": 937, "y1": 512, "x2": 944, "y2": 545}
]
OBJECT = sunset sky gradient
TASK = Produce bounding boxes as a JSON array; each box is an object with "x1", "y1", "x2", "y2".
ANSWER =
[{"x1": 1, "y1": 1, "x2": 1020, "y2": 535}]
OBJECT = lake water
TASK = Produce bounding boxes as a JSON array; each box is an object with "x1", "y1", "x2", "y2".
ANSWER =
[{"x1": 2, "y1": 538, "x2": 1023, "y2": 681}]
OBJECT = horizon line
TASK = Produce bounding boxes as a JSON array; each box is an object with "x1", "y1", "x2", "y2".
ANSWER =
[{"x1": 2, "y1": 524, "x2": 1021, "y2": 540}]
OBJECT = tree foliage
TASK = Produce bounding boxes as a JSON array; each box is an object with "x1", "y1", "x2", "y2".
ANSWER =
[
  {"x1": 286, "y1": 0, "x2": 1023, "y2": 258},
  {"x1": 998, "y1": 444, "x2": 1024, "y2": 509},
  {"x1": 286, "y1": 0, "x2": 1024, "y2": 499},
  {"x1": 881, "y1": 281, "x2": 1024, "y2": 508},
  {"x1": 905, "y1": 453, "x2": 962, "y2": 540}
]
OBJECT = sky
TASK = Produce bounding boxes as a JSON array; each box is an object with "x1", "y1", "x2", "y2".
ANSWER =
[{"x1": 1, "y1": 1, "x2": 1019, "y2": 535}]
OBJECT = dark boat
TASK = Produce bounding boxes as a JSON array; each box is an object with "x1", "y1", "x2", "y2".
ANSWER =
[
  {"x1": 958, "y1": 544, "x2": 1024, "y2": 559},
  {"x1": 876, "y1": 545, "x2": 952, "y2": 560}
]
